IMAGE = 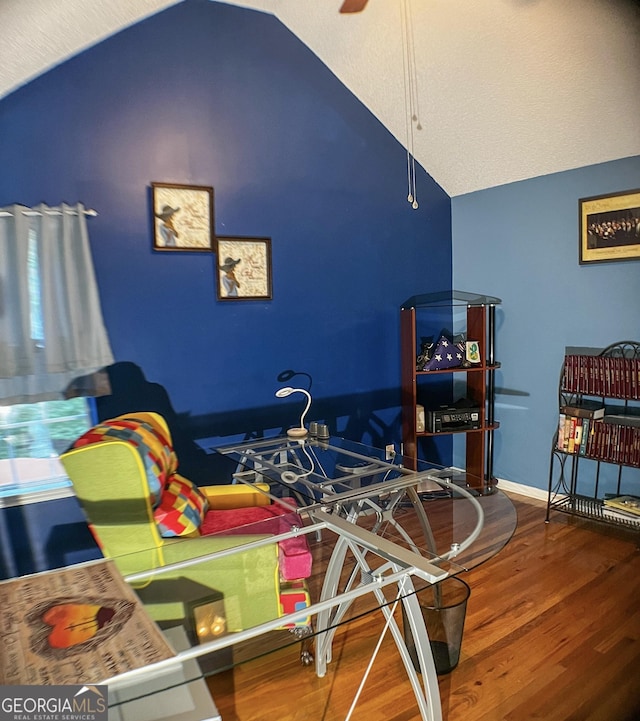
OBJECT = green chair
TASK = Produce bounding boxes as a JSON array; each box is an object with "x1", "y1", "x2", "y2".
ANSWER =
[{"x1": 60, "y1": 413, "x2": 292, "y2": 634}]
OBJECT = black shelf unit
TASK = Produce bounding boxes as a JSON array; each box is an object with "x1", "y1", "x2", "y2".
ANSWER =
[{"x1": 546, "y1": 340, "x2": 640, "y2": 531}]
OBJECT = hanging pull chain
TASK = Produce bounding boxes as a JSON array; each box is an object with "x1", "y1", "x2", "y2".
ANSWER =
[{"x1": 401, "y1": 0, "x2": 420, "y2": 209}]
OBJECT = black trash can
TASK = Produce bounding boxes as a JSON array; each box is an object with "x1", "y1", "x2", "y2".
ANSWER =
[{"x1": 402, "y1": 576, "x2": 470, "y2": 675}]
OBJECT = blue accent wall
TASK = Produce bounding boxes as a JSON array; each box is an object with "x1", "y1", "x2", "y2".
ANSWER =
[
  {"x1": 0, "y1": 0, "x2": 451, "y2": 458},
  {"x1": 0, "y1": 0, "x2": 454, "y2": 573},
  {"x1": 453, "y1": 156, "x2": 640, "y2": 492}
]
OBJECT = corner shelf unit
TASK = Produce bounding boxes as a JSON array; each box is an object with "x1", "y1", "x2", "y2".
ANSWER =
[
  {"x1": 400, "y1": 290, "x2": 501, "y2": 493},
  {"x1": 546, "y1": 340, "x2": 640, "y2": 532}
]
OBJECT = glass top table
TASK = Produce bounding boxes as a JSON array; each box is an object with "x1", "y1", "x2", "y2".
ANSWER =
[
  {"x1": 216, "y1": 435, "x2": 516, "y2": 572},
  {"x1": 1, "y1": 437, "x2": 517, "y2": 721}
]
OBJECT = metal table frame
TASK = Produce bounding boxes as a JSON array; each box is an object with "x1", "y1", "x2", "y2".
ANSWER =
[
  {"x1": 104, "y1": 503, "x2": 473, "y2": 721},
  {"x1": 210, "y1": 436, "x2": 485, "y2": 721}
]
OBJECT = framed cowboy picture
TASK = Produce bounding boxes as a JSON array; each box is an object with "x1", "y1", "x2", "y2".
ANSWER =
[
  {"x1": 215, "y1": 236, "x2": 272, "y2": 301},
  {"x1": 151, "y1": 182, "x2": 214, "y2": 251}
]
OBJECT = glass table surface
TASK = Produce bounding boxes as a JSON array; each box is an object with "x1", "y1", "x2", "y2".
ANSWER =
[
  {"x1": 1, "y1": 437, "x2": 517, "y2": 721},
  {"x1": 216, "y1": 435, "x2": 517, "y2": 572}
]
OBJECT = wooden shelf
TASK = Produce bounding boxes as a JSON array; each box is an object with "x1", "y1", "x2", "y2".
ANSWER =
[
  {"x1": 416, "y1": 422, "x2": 500, "y2": 438},
  {"x1": 416, "y1": 363, "x2": 501, "y2": 376},
  {"x1": 400, "y1": 292, "x2": 501, "y2": 491}
]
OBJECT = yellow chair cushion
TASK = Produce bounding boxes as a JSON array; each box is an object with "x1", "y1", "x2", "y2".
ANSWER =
[{"x1": 201, "y1": 483, "x2": 271, "y2": 509}]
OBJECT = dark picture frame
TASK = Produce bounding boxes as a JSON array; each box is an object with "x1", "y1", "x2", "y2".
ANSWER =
[
  {"x1": 151, "y1": 182, "x2": 214, "y2": 251},
  {"x1": 216, "y1": 236, "x2": 273, "y2": 301},
  {"x1": 579, "y1": 188, "x2": 640, "y2": 265}
]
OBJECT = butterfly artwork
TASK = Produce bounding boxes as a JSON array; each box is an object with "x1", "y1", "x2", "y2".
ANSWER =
[
  {"x1": 1, "y1": 559, "x2": 175, "y2": 686},
  {"x1": 26, "y1": 596, "x2": 135, "y2": 659}
]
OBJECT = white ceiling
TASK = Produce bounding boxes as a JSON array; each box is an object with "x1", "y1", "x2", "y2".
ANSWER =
[{"x1": 1, "y1": 0, "x2": 639, "y2": 196}]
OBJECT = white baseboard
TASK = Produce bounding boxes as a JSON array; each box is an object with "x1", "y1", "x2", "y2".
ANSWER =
[
  {"x1": 448, "y1": 465, "x2": 549, "y2": 503},
  {"x1": 495, "y1": 477, "x2": 549, "y2": 502}
]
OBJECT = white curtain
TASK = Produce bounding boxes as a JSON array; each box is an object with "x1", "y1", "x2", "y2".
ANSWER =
[{"x1": 0, "y1": 202, "x2": 114, "y2": 404}]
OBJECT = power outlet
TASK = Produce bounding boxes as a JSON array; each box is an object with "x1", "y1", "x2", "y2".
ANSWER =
[{"x1": 385, "y1": 443, "x2": 395, "y2": 460}]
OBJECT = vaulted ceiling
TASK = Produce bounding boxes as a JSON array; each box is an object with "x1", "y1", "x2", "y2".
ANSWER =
[{"x1": 1, "y1": 0, "x2": 639, "y2": 196}]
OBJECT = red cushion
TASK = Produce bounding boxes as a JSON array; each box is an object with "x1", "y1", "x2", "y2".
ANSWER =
[{"x1": 200, "y1": 504, "x2": 292, "y2": 534}]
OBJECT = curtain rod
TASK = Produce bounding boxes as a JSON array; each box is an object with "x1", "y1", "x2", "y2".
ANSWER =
[{"x1": 0, "y1": 208, "x2": 98, "y2": 218}]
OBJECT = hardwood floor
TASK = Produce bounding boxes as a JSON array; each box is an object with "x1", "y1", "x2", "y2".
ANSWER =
[{"x1": 207, "y1": 494, "x2": 640, "y2": 721}]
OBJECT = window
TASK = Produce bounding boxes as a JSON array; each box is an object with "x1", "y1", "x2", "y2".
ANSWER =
[
  {"x1": 0, "y1": 203, "x2": 112, "y2": 504},
  {"x1": 0, "y1": 202, "x2": 113, "y2": 406},
  {"x1": 27, "y1": 228, "x2": 44, "y2": 345},
  {"x1": 0, "y1": 398, "x2": 93, "y2": 503}
]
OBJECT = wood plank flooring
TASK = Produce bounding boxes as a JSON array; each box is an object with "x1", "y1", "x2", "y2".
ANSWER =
[{"x1": 207, "y1": 494, "x2": 640, "y2": 721}]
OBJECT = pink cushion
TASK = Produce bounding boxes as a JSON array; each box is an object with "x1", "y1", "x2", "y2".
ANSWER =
[
  {"x1": 200, "y1": 503, "x2": 312, "y2": 580},
  {"x1": 277, "y1": 534, "x2": 312, "y2": 581}
]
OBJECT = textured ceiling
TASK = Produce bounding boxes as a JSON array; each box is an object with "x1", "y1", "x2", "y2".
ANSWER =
[{"x1": 1, "y1": 0, "x2": 639, "y2": 196}]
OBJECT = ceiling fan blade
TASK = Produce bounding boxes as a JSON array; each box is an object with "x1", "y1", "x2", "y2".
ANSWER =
[{"x1": 339, "y1": 0, "x2": 368, "y2": 13}]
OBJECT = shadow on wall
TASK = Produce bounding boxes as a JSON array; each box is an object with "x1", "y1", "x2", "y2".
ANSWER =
[
  {"x1": 0, "y1": 364, "x2": 449, "y2": 580},
  {"x1": 95, "y1": 362, "x2": 236, "y2": 485},
  {"x1": 94, "y1": 361, "x2": 442, "y2": 484}
]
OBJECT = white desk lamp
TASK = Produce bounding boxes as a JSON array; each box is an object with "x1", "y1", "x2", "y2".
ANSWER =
[{"x1": 275, "y1": 386, "x2": 312, "y2": 439}]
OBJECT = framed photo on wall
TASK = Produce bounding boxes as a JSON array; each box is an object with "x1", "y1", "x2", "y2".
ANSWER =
[
  {"x1": 579, "y1": 188, "x2": 640, "y2": 264},
  {"x1": 216, "y1": 236, "x2": 272, "y2": 300},
  {"x1": 151, "y1": 182, "x2": 214, "y2": 251}
]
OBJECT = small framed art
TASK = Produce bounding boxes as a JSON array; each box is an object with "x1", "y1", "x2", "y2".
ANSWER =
[
  {"x1": 216, "y1": 236, "x2": 273, "y2": 300},
  {"x1": 151, "y1": 182, "x2": 214, "y2": 251},
  {"x1": 579, "y1": 188, "x2": 640, "y2": 264}
]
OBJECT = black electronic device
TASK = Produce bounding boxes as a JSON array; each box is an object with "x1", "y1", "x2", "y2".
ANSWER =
[{"x1": 425, "y1": 406, "x2": 482, "y2": 433}]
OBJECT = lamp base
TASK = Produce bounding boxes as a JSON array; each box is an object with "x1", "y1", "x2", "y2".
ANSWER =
[{"x1": 286, "y1": 427, "x2": 308, "y2": 439}]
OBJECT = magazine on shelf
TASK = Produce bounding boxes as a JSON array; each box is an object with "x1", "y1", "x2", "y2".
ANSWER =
[{"x1": 603, "y1": 495, "x2": 640, "y2": 517}]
